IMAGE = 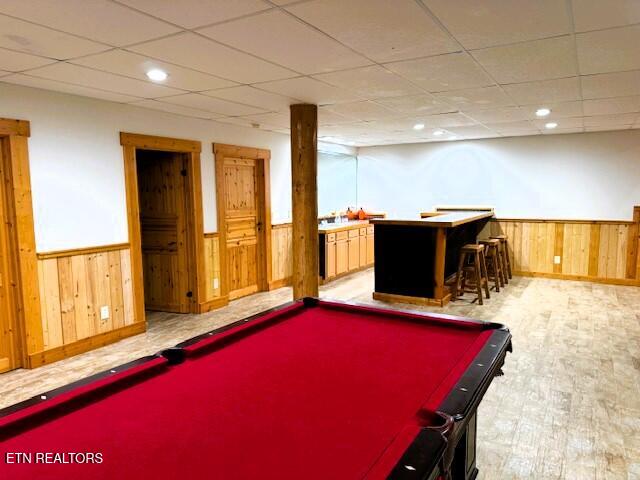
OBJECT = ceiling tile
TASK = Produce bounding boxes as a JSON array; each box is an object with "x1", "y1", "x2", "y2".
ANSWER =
[
  {"x1": 254, "y1": 77, "x2": 360, "y2": 105},
  {"x1": 502, "y1": 77, "x2": 582, "y2": 105},
  {"x1": 0, "y1": 47, "x2": 55, "y2": 71},
  {"x1": 286, "y1": 0, "x2": 459, "y2": 63},
  {"x1": 541, "y1": 127, "x2": 584, "y2": 135},
  {"x1": 385, "y1": 52, "x2": 494, "y2": 92},
  {"x1": 484, "y1": 121, "x2": 539, "y2": 133},
  {"x1": 0, "y1": 71, "x2": 10, "y2": 77},
  {"x1": 26, "y1": 62, "x2": 183, "y2": 98},
  {"x1": 583, "y1": 112, "x2": 639, "y2": 127},
  {"x1": 572, "y1": 0, "x2": 640, "y2": 32},
  {"x1": 72, "y1": 49, "x2": 237, "y2": 91},
  {"x1": 532, "y1": 117, "x2": 584, "y2": 129},
  {"x1": 584, "y1": 125, "x2": 631, "y2": 132},
  {"x1": 375, "y1": 94, "x2": 456, "y2": 115},
  {"x1": 583, "y1": 96, "x2": 640, "y2": 116},
  {"x1": 377, "y1": 112, "x2": 477, "y2": 130},
  {"x1": 444, "y1": 124, "x2": 493, "y2": 138},
  {"x1": 576, "y1": 25, "x2": 640, "y2": 75},
  {"x1": 160, "y1": 93, "x2": 267, "y2": 116},
  {"x1": 523, "y1": 101, "x2": 584, "y2": 120},
  {"x1": 472, "y1": 36, "x2": 577, "y2": 84},
  {"x1": 581, "y1": 70, "x2": 640, "y2": 99},
  {"x1": 325, "y1": 101, "x2": 401, "y2": 122},
  {"x1": 118, "y1": 0, "x2": 272, "y2": 29},
  {"x1": 313, "y1": 65, "x2": 423, "y2": 99},
  {"x1": 241, "y1": 112, "x2": 291, "y2": 129},
  {"x1": 198, "y1": 10, "x2": 371, "y2": 74},
  {"x1": 203, "y1": 85, "x2": 298, "y2": 112},
  {"x1": 433, "y1": 85, "x2": 513, "y2": 110},
  {"x1": 318, "y1": 107, "x2": 357, "y2": 126},
  {"x1": 0, "y1": 0, "x2": 179, "y2": 46},
  {"x1": 464, "y1": 106, "x2": 529, "y2": 124},
  {"x1": 130, "y1": 99, "x2": 218, "y2": 119},
  {"x1": 424, "y1": 0, "x2": 571, "y2": 49},
  {"x1": 0, "y1": 14, "x2": 108, "y2": 59},
  {"x1": 214, "y1": 116, "x2": 263, "y2": 128},
  {"x1": 1, "y1": 73, "x2": 141, "y2": 102},
  {"x1": 129, "y1": 32, "x2": 297, "y2": 83}
]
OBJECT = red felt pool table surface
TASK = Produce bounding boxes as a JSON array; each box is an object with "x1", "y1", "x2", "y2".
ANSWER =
[{"x1": 0, "y1": 301, "x2": 496, "y2": 480}]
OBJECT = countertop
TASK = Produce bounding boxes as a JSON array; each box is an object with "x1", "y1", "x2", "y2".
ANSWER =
[
  {"x1": 317, "y1": 220, "x2": 370, "y2": 233},
  {"x1": 370, "y1": 211, "x2": 494, "y2": 228}
]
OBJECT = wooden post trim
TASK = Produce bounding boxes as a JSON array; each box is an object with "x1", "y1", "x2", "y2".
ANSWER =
[
  {"x1": 290, "y1": 104, "x2": 319, "y2": 300},
  {"x1": 434, "y1": 227, "x2": 447, "y2": 300},
  {"x1": 630, "y1": 205, "x2": 640, "y2": 280}
]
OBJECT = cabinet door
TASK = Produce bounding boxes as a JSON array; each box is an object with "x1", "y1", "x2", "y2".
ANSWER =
[
  {"x1": 326, "y1": 241, "x2": 336, "y2": 278},
  {"x1": 359, "y1": 236, "x2": 367, "y2": 267},
  {"x1": 366, "y1": 233, "x2": 374, "y2": 265},
  {"x1": 348, "y1": 238, "x2": 359, "y2": 271},
  {"x1": 336, "y1": 240, "x2": 349, "y2": 275}
]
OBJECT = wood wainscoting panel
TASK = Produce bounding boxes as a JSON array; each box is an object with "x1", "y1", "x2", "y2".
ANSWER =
[
  {"x1": 35, "y1": 246, "x2": 139, "y2": 357},
  {"x1": 271, "y1": 224, "x2": 292, "y2": 288},
  {"x1": 203, "y1": 233, "x2": 222, "y2": 301},
  {"x1": 487, "y1": 210, "x2": 639, "y2": 285}
]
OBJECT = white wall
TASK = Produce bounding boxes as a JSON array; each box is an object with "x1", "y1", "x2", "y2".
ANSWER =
[
  {"x1": 357, "y1": 130, "x2": 640, "y2": 221},
  {"x1": 0, "y1": 83, "x2": 291, "y2": 252},
  {"x1": 318, "y1": 151, "x2": 357, "y2": 217}
]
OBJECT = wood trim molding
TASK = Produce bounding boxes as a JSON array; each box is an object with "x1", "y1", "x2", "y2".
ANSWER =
[
  {"x1": 272, "y1": 222, "x2": 293, "y2": 229},
  {"x1": 27, "y1": 322, "x2": 146, "y2": 368},
  {"x1": 37, "y1": 243, "x2": 130, "y2": 260},
  {"x1": 122, "y1": 133, "x2": 206, "y2": 320},
  {"x1": 120, "y1": 132, "x2": 201, "y2": 152},
  {"x1": 268, "y1": 277, "x2": 292, "y2": 290},
  {"x1": 492, "y1": 217, "x2": 635, "y2": 225},
  {"x1": 204, "y1": 232, "x2": 219, "y2": 238},
  {"x1": 198, "y1": 295, "x2": 229, "y2": 314},
  {"x1": 515, "y1": 270, "x2": 640, "y2": 287},
  {"x1": 0, "y1": 118, "x2": 30, "y2": 137},
  {"x1": 213, "y1": 142, "x2": 272, "y2": 299}
]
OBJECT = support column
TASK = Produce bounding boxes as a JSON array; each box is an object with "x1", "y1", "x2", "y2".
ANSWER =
[{"x1": 290, "y1": 104, "x2": 319, "y2": 300}]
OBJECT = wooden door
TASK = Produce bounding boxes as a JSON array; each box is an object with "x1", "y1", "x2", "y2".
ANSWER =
[
  {"x1": 348, "y1": 237, "x2": 359, "y2": 271},
  {"x1": 326, "y1": 241, "x2": 336, "y2": 278},
  {"x1": 137, "y1": 150, "x2": 190, "y2": 313},
  {"x1": 223, "y1": 157, "x2": 262, "y2": 300},
  {"x1": 359, "y1": 235, "x2": 367, "y2": 267},
  {"x1": 0, "y1": 142, "x2": 21, "y2": 372},
  {"x1": 336, "y1": 239, "x2": 349, "y2": 275}
]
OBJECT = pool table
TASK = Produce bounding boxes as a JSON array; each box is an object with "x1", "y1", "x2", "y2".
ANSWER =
[{"x1": 0, "y1": 298, "x2": 511, "y2": 480}]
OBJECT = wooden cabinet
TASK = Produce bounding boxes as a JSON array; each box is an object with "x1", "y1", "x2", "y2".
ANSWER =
[{"x1": 320, "y1": 223, "x2": 374, "y2": 283}]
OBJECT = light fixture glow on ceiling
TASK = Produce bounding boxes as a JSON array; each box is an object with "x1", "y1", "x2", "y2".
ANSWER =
[
  {"x1": 433, "y1": 129, "x2": 445, "y2": 136},
  {"x1": 545, "y1": 122, "x2": 558, "y2": 129},
  {"x1": 535, "y1": 107, "x2": 551, "y2": 117},
  {"x1": 146, "y1": 68, "x2": 168, "y2": 82},
  {"x1": 413, "y1": 123, "x2": 425, "y2": 130}
]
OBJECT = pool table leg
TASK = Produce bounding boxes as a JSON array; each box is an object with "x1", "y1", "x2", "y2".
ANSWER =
[{"x1": 450, "y1": 411, "x2": 479, "y2": 480}]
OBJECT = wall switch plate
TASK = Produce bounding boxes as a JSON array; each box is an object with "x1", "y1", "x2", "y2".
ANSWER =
[
  {"x1": 553, "y1": 255, "x2": 561, "y2": 265},
  {"x1": 100, "y1": 306, "x2": 110, "y2": 320},
  {"x1": 213, "y1": 278, "x2": 219, "y2": 289}
]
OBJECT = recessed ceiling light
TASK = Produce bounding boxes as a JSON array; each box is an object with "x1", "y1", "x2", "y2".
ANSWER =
[
  {"x1": 448, "y1": 135, "x2": 458, "y2": 140},
  {"x1": 146, "y1": 68, "x2": 168, "y2": 82},
  {"x1": 433, "y1": 129, "x2": 445, "y2": 136},
  {"x1": 536, "y1": 107, "x2": 551, "y2": 117},
  {"x1": 545, "y1": 122, "x2": 558, "y2": 129},
  {"x1": 413, "y1": 123, "x2": 425, "y2": 130}
]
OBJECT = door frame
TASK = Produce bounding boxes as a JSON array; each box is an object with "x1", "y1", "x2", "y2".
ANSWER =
[
  {"x1": 0, "y1": 118, "x2": 42, "y2": 372},
  {"x1": 213, "y1": 143, "x2": 272, "y2": 299},
  {"x1": 120, "y1": 133, "x2": 205, "y2": 319}
]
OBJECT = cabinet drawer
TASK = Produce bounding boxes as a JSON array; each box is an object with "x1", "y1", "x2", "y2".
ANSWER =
[
  {"x1": 336, "y1": 231, "x2": 349, "y2": 241},
  {"x1": 348, "y1": 229, "x2": 360, "y2": 239},
  {"x1": 367, "y1": 226, "x2": 374, "y2": 235},
  {"x1": 326, "y1": 233, "x2": 336, "y2": 242},
  {"x1": 359, "y1": 227, "x2": 367, "y2": 236}
]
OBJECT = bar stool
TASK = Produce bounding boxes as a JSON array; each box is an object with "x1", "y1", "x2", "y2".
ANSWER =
[
  {"x1": 479, "y1": 239, "x2": 503, "y2": 292},
  {"x1": 454, "y1": 244, "x2": 490, "y2": 305},
  {"x1": 490, "y1": 235, "x2": 512, "y2": 280}
]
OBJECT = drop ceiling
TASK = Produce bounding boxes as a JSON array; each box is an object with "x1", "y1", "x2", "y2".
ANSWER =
[{"x1": 0, "y1": 0, "x2": 639, "y2": 146}]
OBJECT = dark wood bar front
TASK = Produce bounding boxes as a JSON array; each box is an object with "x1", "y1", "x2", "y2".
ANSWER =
[{"x1": 371, "y1": 210, "x2": 494, "y2": 306}]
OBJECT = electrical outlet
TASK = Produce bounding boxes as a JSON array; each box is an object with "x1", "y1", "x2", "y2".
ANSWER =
[
  {"x1": 100, "y1": 306, "x2": 110, "y2": 320},
  {"x1": 553, "y1": 255, "x2": 561, "y2": 265},
  {"x1": 213, "y1": 278, "x2": 219, "y2": 289}
]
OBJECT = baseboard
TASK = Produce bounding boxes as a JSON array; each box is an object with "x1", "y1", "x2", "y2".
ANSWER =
[
  {"x1": 27, "y1": 322, "x2": 147, "y2": 369},
  {"x1": 373, "y1": 291, "x2": 451, "y2": 307},
  {"x1": 514, "y1": 271, "x2": 640, "y2": 286},
  {"x1": 268, "y1": 277, "x2": 292, "y2": 290},
  {"x1": 198, "y1": 295, "x2": 229, "y2": 313}
]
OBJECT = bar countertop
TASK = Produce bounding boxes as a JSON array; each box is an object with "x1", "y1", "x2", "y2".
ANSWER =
[
  {"x1": 370, "y1": 210, "x2": 494, "y2": 228},
  {"x1": 317, "y1": 220, "x2": 370, "y2": 233}
]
